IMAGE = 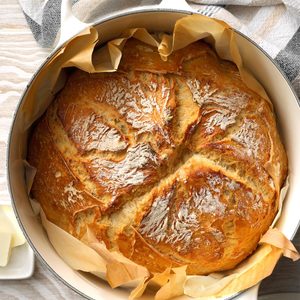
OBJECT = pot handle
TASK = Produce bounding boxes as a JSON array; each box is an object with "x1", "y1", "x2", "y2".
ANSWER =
[
  {"x1": 234, "y1": 285, "x2": 259, "y2": 300},
  {"x1": 158, "y1": 0, "x2": 193, "y2": 11}
]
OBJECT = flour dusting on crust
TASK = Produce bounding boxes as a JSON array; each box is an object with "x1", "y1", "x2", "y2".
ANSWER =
[
  {"x1": 91, "y1": 143, "x2": 159, "y2": 191},
  {"x1": 139, "y1": 189, "x2": 174, "y2": 243},
  {"x1": 139, "y1": 189, "x2": 200, "y2": 250},
  {"x1": 138, "y1": 172, "x2": 245, "y2": 251},
  {"x1": 98, "y1": 75, "x2": 172, "y2": 142},
  {"x1": 186, "y1": 78, "x2": 208, "y2": 106},
  {"x1": 192, "y1": 173, "x2": 242, "y2": 216},
  {"x1": 186, "y1": 78, "x2": 249, "y2": 134},
  {"x1": 70, "y1": 113, "x2": 128, "y2": 152},
  {"x1": 62, "y1": 181, "x2": 84, "y2": 208},
  {"x1": 232, "y1": 119, "x2": 261, "y2": 157},
  {"x1": 204, "y1": 111, "x2": 237, "y2": 134},
  {"x1": 167, "y1": 202, "x2": 199, "y2": 249},
  {"x1": 193, "y1": 188, "x2": 225, "y2": 216}
]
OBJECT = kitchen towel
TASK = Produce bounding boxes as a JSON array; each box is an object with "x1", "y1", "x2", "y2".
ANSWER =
[{"x1": 18, "y1": 0, "x2": 300, "y2": 93}]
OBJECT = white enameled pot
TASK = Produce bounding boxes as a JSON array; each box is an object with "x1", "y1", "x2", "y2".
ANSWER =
[{"x1": 7, "y1": 0, "x2": 300, "y2": 299}]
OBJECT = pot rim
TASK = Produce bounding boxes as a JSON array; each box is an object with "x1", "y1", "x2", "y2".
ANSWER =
[{"x1": 6, "y1": 6, "x2": 300, "y2": 300}]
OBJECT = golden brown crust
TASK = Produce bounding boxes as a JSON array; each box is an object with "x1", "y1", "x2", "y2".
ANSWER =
[{"x1": 28, "y1": 39, "x2": 288, "y2": 275}]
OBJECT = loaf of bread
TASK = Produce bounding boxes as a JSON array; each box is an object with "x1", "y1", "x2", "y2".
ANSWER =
[{"x1": 28, "y1": 39, "x2": 287, "y2": 275}]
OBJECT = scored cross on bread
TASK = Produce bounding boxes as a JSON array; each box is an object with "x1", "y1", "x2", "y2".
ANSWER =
[{"x1": 28, "y1": 39, "x2": 287, "y2": 275}]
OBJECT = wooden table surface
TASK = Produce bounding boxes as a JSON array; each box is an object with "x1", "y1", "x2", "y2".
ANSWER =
[{"x1": 0, "y1": 1, "x2": 299, "y2": 299}]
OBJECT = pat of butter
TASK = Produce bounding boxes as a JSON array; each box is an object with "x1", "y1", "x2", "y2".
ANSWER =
[
  {"x1": 0, "y1": 231, "x2": 12, "y2": 267},
  {"x1": 0, "y1": 206, "x2": 25, "y2": 248}
]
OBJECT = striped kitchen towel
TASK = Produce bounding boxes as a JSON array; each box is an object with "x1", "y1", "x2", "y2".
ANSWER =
[{"x1": 18, "y1": 0, "x2": 300, "y2": 94}]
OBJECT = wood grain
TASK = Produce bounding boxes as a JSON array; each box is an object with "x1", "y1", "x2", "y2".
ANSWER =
[
  {"x1": 0, "y1": 0, "x2": 299, "y2": 298},
  {"x1": 0, "y1": 1, "x2": 81, "y2": 298}
]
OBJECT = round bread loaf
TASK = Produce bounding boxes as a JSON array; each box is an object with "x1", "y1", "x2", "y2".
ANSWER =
[{"x1": 28, "y1": 39, "x2": 287, "y2": 275}]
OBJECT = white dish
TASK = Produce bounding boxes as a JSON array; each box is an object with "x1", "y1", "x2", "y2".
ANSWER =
[{"x1": 0, "y1": 201, "x2": 34, "y2": 280}]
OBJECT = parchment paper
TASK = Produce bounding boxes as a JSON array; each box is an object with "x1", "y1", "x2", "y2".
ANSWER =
[{"x1": 23, "y1": 14, "x2": 299, "y2": 300}]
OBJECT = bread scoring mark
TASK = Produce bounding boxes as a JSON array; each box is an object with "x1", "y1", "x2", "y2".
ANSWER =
[
  {"x1": 100, "y1": 75, "x2": 172, "y2": 142},
  {"x1": 186, "y1": 78, "x2": 249, "y2": 134},
  {"x1": 232, "y1": 119, "x2": 261, "y2": 158},
  {"x1": 70, "y1": 113, "x2": 127, "y2": 152},
  {"x1": 62, "y1": 181, "x2": 83, "y2": 208},
  {"x1": 91, "y1": 143, "x2": 159, "y2": 192}
]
